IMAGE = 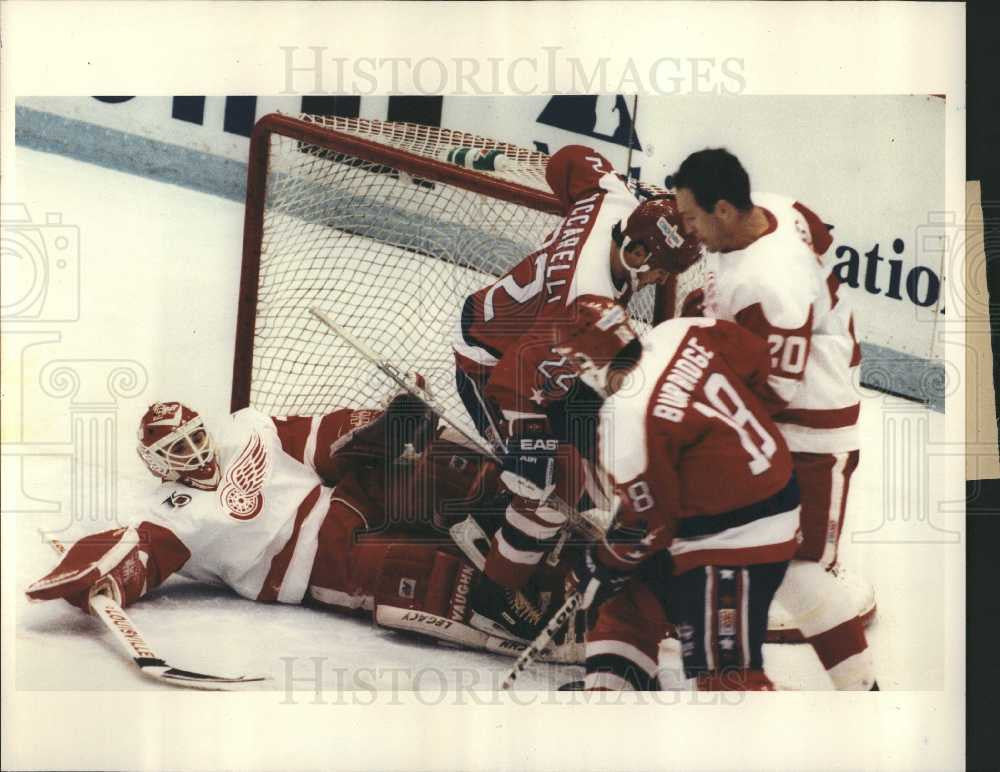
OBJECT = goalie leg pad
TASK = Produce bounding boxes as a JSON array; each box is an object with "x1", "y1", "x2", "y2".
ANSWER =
[
  {"x1": 373, "y1": 544, "x2": 585, "y2": 663},
  {"x1": 374, "y1": 545, "x2": 483, "y2": 644},
  {"x1": 372, "y1": 544, "x2": 457, "y2": 614}
]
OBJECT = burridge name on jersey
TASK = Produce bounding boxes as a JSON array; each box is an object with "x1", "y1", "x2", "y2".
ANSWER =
[{"x1": 653, "y1": 337, "x2": 716, "y2": 423}]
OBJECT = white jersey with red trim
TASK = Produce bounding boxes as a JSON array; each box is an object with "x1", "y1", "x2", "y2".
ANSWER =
[
  {"x1": 138, "y1": 407, "x2": 368, "y2": 604},
  {"x1": 701, "y1": 192, "x2": 861, "y2": 453}
]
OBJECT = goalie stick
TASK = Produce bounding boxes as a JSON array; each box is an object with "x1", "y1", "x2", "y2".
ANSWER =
[
  {"x1": 310, "y1": 306, "x2": 501, "y2": 461},
  {"x1": 44, "y1": 535, "x2": 269, "y2": 690},
  {"x1": 308, "y1": 306, "x2": 608, "y2": 541}
]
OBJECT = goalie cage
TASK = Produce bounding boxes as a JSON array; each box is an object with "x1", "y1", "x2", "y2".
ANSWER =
[{"x1": 230, "y1": 112, "x2": 873, "y2": 644}]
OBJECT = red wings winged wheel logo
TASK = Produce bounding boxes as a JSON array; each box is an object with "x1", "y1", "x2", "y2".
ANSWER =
[{"x1": 220, "y1": 433, "x2": 270, "y2": 520}]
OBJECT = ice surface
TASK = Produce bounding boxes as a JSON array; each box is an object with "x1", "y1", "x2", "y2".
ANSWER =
[{"x1": 8, "y1": 147, "x2": 955, "y2": 694}]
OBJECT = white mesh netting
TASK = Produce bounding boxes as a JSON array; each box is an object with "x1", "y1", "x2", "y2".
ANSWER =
[{"x1": 242, "y1": 114, "x2": 667, "y2": 432}]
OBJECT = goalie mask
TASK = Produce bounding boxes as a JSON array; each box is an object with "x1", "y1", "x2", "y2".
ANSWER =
[
  {"x1": 137, "y1": 402, "x2": 220, "y2": 491},
  {"x1": 554, "y1": 295, "x2": 642, "y2": 399},
  {"x1": 617, "y1": 196, "x2": 702, "y2": 291}
]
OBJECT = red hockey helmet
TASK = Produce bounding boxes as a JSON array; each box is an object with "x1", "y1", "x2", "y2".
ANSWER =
[
  {"x1": 622, "y1": 196, "x2": 702, "y2": 275},
  {"x1": 553, "y1": 295, "x2": 642, "y2": 398},
  {"x1": 137, "y1": 402, "x2": 219, "y2": 490}
]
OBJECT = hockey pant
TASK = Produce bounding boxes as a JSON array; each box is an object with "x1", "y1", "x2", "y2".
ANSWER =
[
  {"x1": 586, "y1": 557, "x2": 788, "y2": 691},
  {"x1": 793, "y1": 449, "x2": 860, "y2": 566},
  {"x1": 306, "y1": 493, "x2": 389, "y2": 612},
  {"x1": 781, "y1": 449, "x2": 873, "y2": 689}
]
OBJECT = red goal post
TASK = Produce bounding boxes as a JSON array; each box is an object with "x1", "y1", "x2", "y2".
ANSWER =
[{"x1": 231, "y1": 113, "x2": 683, "y2": 424}]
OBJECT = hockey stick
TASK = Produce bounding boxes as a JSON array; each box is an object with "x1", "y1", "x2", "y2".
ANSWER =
[
  {"x1": 500, "y1": 591, "x2": 582, "y2": 690},
  {"x1": 44, "y1": 535, "x2": 269, "y2": 690},
  {"x1": 309, "y1": 308, "x2": 599, "y2": 685},
  {"x1": 308, "y1": 306, "x2": 606, "y2": 540},
  {"x1": 309, "y1": 306, "x2": 502, "y2": 462}
]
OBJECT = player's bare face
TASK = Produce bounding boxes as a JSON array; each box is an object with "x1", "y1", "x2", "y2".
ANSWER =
[
  {"x1": 168, "y1": 429, "x2": 207, "y2": 457},
  {"x1": 676, "y1": 188, "x2": 724, "y2": 252}
]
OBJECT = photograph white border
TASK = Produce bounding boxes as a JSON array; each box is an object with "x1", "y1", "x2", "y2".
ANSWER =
[{"x1": 1, "y1": 3, "x2": 965, "y2": 770}]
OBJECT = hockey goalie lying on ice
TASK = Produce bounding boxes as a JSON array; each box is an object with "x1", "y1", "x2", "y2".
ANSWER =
[
  {"x1": 25, "y1": 316, "x2": 870, "y2": 691},
  {"x1": 25, "y1": 387, "x2": 587, "y2": 664}
]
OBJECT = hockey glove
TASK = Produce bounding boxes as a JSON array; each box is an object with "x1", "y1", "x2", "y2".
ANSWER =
[
  {"x1": 680, "y1": 288, "x2": 705, "y2": 317},
  {"x1": 570, "y1": 522, "x2": 651, "y2": 610},
  {"x1": 383, "y1": 392, "x2": 439, "y2": 459},
  {"x1": 26, "y1": 524, "x2": 188, "y2": 613},
  {"x1": 500, "y1": 417, "x2": 557, "y2": 502}
]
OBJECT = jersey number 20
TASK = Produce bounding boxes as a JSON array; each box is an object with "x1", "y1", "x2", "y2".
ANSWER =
[{"x1": 767, "y1": 333, "x2": 807, "y2": 376}]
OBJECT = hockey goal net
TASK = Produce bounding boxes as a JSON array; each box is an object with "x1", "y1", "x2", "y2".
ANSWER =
[{"x1": 231, "y1": 113, "x2": 680, "y2": 434}]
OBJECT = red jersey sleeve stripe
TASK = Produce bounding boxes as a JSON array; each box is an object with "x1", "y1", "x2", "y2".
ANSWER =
[
  {"x1": 257, "y1": 485, "x2": 322, "y2": 603},
  {"x1": 848, "y1": 317, "x2": 863, "y2": 367},
  {"x1": 793, "y1": 201, "x2": 833, "y2": 255},
  {"x1": 272, "y1": 416, "x2": 312, "y2": 464}
]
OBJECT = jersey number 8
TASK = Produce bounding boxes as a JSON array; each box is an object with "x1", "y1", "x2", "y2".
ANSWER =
[{"x1": 694, "y1": 373, "x2": 778, "y2": 475}]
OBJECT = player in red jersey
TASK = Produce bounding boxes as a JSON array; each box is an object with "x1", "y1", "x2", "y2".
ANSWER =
[
  {"x1": 451, "y1": 145, "x2": 701, "y2": 635},
  {"x1": 554, "y1": 296, "x2": 800, "y2": 690},
  {"x1": 671, "y1": 148, "x2": 876, "y2": 690}
]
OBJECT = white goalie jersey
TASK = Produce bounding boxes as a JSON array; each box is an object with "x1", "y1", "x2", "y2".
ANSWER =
[{"x1": 140, "y1": 407, "x2": 339, "y2": 604}]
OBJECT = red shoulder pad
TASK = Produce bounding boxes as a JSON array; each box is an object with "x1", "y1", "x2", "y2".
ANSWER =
[
  {"x1": 546, "y1": 145, "x2": 616, "y2": 214},
  {"x1": 792, "y1": 201, "x2": 833, "y2": 256}
]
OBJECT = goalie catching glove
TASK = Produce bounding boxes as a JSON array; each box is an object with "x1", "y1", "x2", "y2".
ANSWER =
[
  {"x1": 26, "y1": 524, "x2": 189, "y2": 612},
  {"x1": 323, "y1": 373, "x2": 440, "y2": 483},
  {"x1": 381, "y1": 372, "x2": 439, "y2": 460}
]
